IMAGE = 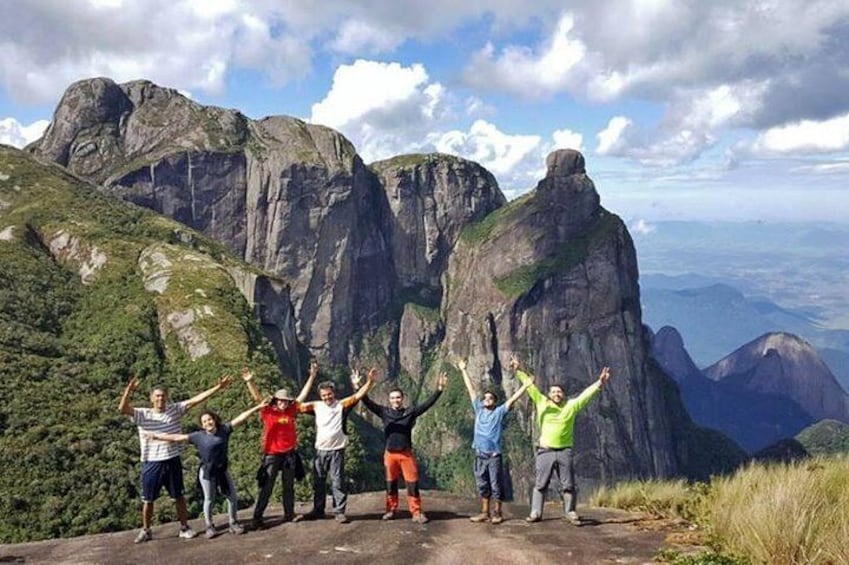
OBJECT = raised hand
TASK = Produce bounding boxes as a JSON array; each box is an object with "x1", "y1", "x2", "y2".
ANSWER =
[
  {"x1": 309, "y1": 360, "x2": 319, "y2": 377},
  {"x1": 508, "y1": 354, "x2": 520, "y2": 372},
  {"x1": 599, "y1": 367, "x2": 611, "y2": 386},
  {"x1": 127, "y1": 375, "x2": 141, "y2": 392},
  {"x1": 350, "y1": 368, "x2": 363, "y2": 388},
  {"x1": 240, "y1": 367, "x2": 254, "y2": 382},
  {"x1": 219, "y1": 374, "x2": 233, "y2": 389},
  {"x1": 456, "y1": 358, "x2": 467, "y2": 371},
  {"x1": 367, "y1": 368, "x2": 378, "y2": 382},
  {"x1": 437, "y1": 371, "x2": 448, "y2": 391}
]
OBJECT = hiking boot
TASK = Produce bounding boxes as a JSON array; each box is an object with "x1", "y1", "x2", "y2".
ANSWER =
[
  {"x1": 179, "y1": 526, "x2": 197, "y2": 539},
  {"x1": 204, "y1": 526, "x2": 217, "y2": 539},
  {"x1": 490, "y1": 500, "x2": 504, "y2": 525},
  {"x1": 411, "y1": 512, "x2": 429, "y2": 524},
  {"x1": 525, "y1": 514, "x2": 541, "y2": 523},
  {"x1": 228, "y1": 522, "x2": 245, "y2": 535},
  {"x1": 566, "y1": 511, "x2": 581, "y2": 525},
  {"x1": 470, "y1": 497, "x2": 490, "y2": 523},
  {"x1": 381, "y1": 510, "x2": 396, "y2": 521},
  {"x1": 134, "y1": 528, "x2": 152, "y2": 544},
  {"x1": 335, "y1": 513, "x2": 350, "y2": 524},
  {"x1": 251, "y1": 517, "x2": 264, "y2": 530}
]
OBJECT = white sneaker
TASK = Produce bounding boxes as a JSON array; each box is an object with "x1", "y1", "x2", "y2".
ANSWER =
[
  {"x1": 134, "y1": 528, "x2": 152, "y2": 543},
  {"x1": 566, "y1": 511, "x2": 580, "y2": 524},
  {"x1": 178, "y1": 526, "x2": 197, "y2": 539}
]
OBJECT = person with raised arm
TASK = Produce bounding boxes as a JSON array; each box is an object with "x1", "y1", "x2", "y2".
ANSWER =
[
  {"x1": 509, "y1": 354, "x2": 611, "y2": 525},
  {"x1": 145, "y1": 399, "x2": 268, "y2": 538},
  {"x1": 118, "y1": 373, "x2": 233, "y2": 543},
  {"x1": 242, "y1": 361, "x2": 318, "y2": 529},
  {"x1": 299, "y1": 365, "x2": 375, "y2": 523},
  {"x1": 457, "y1": 358, "x2": 531, "y2": 524},
  {"x1": 357, "y1": 369, "x2": 448, "y2": 524}
]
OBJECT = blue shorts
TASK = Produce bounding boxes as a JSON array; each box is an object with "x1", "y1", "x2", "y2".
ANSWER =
[{"x1": 141, "y1": 457, "x2": 185, "y2": 502}]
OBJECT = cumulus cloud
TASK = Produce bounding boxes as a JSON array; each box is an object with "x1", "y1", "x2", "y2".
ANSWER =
[
  {"x1": 0, "y1": 118, "x2": 50, "y2": 148},
  {"x1": 464, "y1": 13, "x2": 587, "y2": 98},
  {"x1": 329, "y1": 19, "x2": 404, "y2": 54},
  {"x1": 309, "y1": 60, "x2": 450, "y2": 162},
  {"x1": 0, "y1": 0, "x2": 312, "y2": 104},
  {"x1": 749, "y1": 112, "x2": 849, "y2": 155},
  {"x1": 551, "y1": 128, "x2": 583, "y2": 152}
]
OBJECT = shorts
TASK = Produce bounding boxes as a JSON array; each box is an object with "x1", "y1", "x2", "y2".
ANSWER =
[{"x1": 141, "y1": 456, "x2": 185, "y2": 502}]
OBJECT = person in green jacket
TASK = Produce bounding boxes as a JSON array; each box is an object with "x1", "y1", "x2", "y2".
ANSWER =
[{"x1": 509, "y1": 354, "x2": 611, "y2": 524}]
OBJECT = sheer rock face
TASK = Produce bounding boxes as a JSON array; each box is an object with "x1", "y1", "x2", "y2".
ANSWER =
[
  {"x1": 30, "y1": 79, "x2": 394, "y2": 363},
  {"x1": 372, "y1": 154, "x2": 506, "y2": 302},
  {"x1": 443, "y1": 149, "x2": 679, "y2": 485}
]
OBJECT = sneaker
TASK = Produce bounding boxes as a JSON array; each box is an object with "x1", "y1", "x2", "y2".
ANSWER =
[
  {"x1": 490, "y1": 513, "x2": 504, "y2": 525},
  {"x1": 134, "y1": 528, "x2": 152, "y2": 544},
  {"x1": 525, "y1": 514, "x2": 541, "y2": 523},
  {"x1": 179, "y1": 526, "x2": 197, "y2": 539},
  {"x1": 411, "y1": 512, "x2": 429, "y2": 524},
  {"x1": 566, "y1": 511, "x2": 581, "y2": 525},
  {"x1": 469, "y1": 512, "x2": 490, "y2": 523},
  {"x1": 381, "y1": 511, "x2": 396, "y2": 521},
  {"x1": 335, "y1": 513, "x2": 350, "y2": 524},
  {"x1": 204, "y1": 526, "x2": 217, "y2": 539},
  {"x1": 228, "y1": 522, "x2": 245, "y2": 535},
  {"x1": 251, "y1": 517, "x2": 264, "y2": 530}
]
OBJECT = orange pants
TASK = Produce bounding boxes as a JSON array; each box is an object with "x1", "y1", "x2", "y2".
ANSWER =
[{"x1": 384, "y1": 449, "x2": 421, "y2": 515}]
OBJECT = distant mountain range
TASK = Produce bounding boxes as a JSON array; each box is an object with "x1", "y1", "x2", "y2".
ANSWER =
[
  {"x1": 651, "y1": 327, "x2": 818, "y2": 452},
  {"x1": 641, "y1": 282, "x2": 849, "y2": 392}
]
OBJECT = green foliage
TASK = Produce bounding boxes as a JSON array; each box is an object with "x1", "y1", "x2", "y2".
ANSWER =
[
  {"x1": 655, "y1": 548, "x2": 747, "y2": 565},
  {"x1": 459, "y1": 193, "x2": 531, "y2": 245},
  {"x1": 796, "y1": 419, "x2": 849, "y2": 456},
  {"x1": 493, "y1": 212, "x2": 619, "y2": 298}
]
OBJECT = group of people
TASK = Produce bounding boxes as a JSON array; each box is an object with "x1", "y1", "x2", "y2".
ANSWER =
[{"x1": 119, "y1": 355, "x2": 611, "y2": 543}]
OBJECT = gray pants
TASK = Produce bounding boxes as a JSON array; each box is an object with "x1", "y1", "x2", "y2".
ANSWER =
[
  {"x1": 474, "y1": 453, "x2": 504, "y2": 500},
  {"x1": 253, "y1": 452, "x2": 297, "y2": 520},
  {"x1": 534, "y1": 447, "x2": 576, "y2": 511},
  {"x1": 313, "y1": 449, "x2": 346, "y2": 514},
  {"x1": 198, "y1": 468, "x2": 238, "y2": 527}
]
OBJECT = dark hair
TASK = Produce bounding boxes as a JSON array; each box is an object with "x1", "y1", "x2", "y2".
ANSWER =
[
  {"x1": 150, "y1": 384, "x2": 169, "y2": 395},
  {"x1": 388, "y1": 388, "x2": 405, "y2": 398},
  {"x1": 318, "y1": 381, "x2": 336, "y2": 392},
  {"x1": 482, "y1": 390, "x2": 499, "y2": 402},
  {"x1": 199, "y1": 410, "x2": 222, "y2": 428},
  {"x1": 548, "y1": 383, "x2": 566, "y2": 393}
]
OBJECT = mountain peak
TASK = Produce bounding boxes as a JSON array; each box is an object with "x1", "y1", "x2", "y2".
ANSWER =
[{"x1": 705, "y1": 331, "x2": 849, "y2": 423}]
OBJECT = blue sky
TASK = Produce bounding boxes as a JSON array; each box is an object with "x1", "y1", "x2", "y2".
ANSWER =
[{"x1": 2, "y1": 0, "x2": 849, "y2": 228}]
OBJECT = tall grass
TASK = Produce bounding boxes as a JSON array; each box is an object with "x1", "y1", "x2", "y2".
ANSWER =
[
  {"x1": 590, "y1": 479, "x2": 702, "y2": 521},
  {"x1": 593, "y1": 456, "x2": 849, "y2": 565},
  {"x1": 706, "y1": 457, "x2": 849, "y2": 565}
]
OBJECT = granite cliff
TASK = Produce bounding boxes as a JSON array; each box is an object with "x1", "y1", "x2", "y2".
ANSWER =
[{"x1": 26, "y1": 78, "x2": 744, "y2": 503}]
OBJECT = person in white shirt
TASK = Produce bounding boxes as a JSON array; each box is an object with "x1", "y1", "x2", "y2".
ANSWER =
[{"x1": 300, "y1": 365, "x2": 375, "y2": 523}]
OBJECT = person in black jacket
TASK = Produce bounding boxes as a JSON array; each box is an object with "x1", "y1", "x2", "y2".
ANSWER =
[{"x1": 354, "y1": 369, "x2": 448, "y2": 523}]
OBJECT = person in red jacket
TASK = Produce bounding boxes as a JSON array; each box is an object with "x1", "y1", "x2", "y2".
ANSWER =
[{"x1": 242, "y1": 362, "x2": 318, "y2": 529}]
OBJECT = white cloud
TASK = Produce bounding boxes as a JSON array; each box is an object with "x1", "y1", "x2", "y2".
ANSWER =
[
  {"x1": 750, "y1": 113, "x2": 849, "y2": 156},
  {"x1": 552, "y1": 128, "x2": 583, "y2": 152},
  {"x1": 430, "y1": 119, "x2": 541, "y2": 178},
  {"x1": 629, "y1": 218, "x2": 656, "y2": 235},
  {"x1": 329, "y1": 19, "x2": 404, "y2": 54},
  {"x1": 596, "y1": 116, "x2": 633, "y2": 156},
  {"x1": 0, "y1": 118, "x2": 50, "y2": 148},
  {"x1": 464, "y1": 13, "x2": 587, "y2": 98},
  {"x1": 309, "y1": 60, "x2": 449, "y2": 162},
  {"x1": 0, "y1": 1, "x2": 312, "y2": 104}
]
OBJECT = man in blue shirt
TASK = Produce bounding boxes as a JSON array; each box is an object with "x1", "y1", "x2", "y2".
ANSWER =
[{"x1": 457, "y1": 359, "x2": 530, "y2": 524}]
